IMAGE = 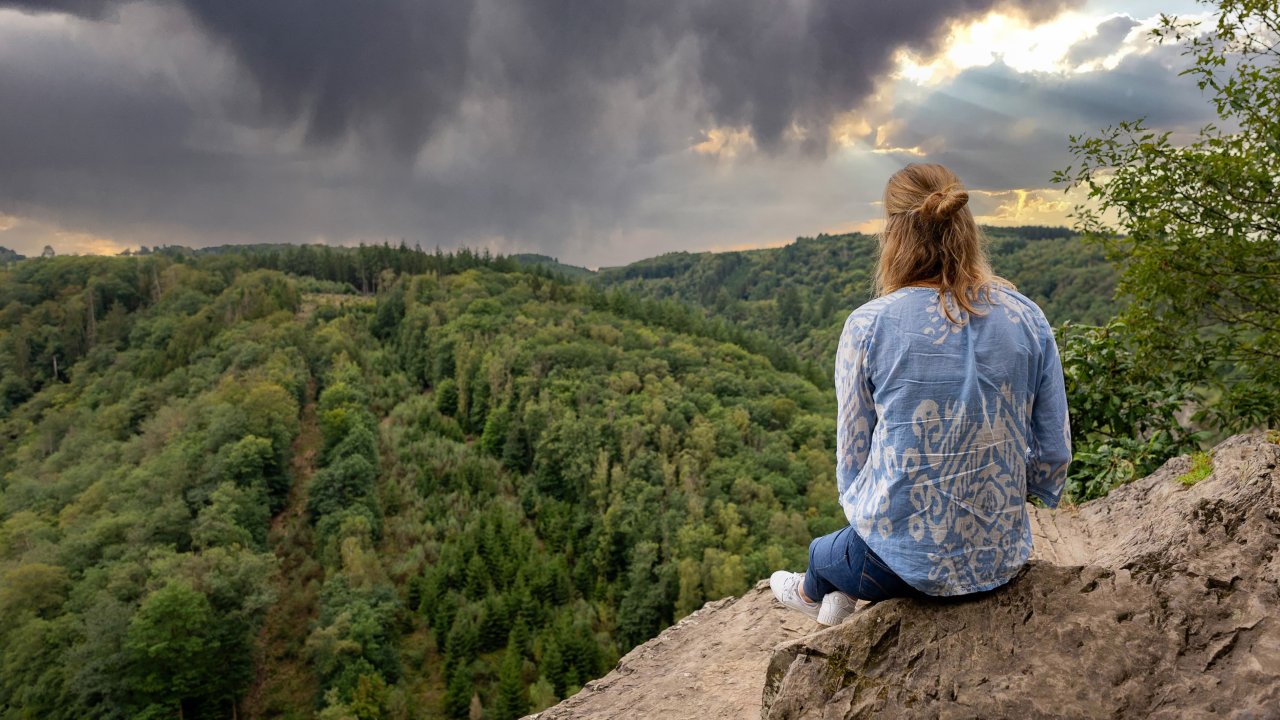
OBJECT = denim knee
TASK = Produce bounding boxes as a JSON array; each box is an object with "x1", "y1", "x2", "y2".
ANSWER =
[{"x1": 807, "y1": 535, "x2": 822, "y2": 565}]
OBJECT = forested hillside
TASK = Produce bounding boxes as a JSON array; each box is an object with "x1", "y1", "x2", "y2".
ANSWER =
[
  {"x1": 0, "y1": 248, "x2": 846, "y2": 719},
  {"x1": 593, "y1": 226, "x2": 1119, "y2": 364}
]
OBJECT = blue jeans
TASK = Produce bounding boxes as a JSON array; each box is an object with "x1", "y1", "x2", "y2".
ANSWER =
[{"x1": 804, "y1": 525, "x2": 924, "y2": 603}]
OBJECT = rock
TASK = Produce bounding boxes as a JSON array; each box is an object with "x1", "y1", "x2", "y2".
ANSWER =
[
  {"x1": 528, "y1": 583, "x2": 821, "y2": 720},
  {"x1": 532, "y1": 432, "x2": 1280, "y2": 719}
]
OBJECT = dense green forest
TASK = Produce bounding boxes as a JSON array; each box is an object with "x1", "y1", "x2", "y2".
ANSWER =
[
  {"x1": 0, "y1": 230, "x2": 1122, "y2": 719},
  {"x1": 0, "y1": 246, "x2": 851, "y2": 719}
]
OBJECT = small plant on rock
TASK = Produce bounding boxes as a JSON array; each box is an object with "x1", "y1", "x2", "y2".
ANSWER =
[{"x1": 1178, "y1": 452, "x2": 1214, "y2": 487}]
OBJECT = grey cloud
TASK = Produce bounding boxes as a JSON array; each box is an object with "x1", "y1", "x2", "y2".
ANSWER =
[
  {"x1": 1065, "y1": 15, "x2": 1140, "y2": 67},
  {"x1": 688, "y1": 0, "x2": 1072, "y2": 152},
  {"x1": 181, "y1": 1, "x2": 476, "y2": 155},
  {"x1": 0, "y1": 0, "x2": 115, "y2": 17},
  {"x1": 0, "y1": 0, "x2": 1082, "y2": 265},
  {"x1": 4, "y1": 0, "x2": 1077, "y2": 157}
]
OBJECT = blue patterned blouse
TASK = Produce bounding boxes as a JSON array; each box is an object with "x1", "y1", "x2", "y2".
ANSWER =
[{"x1": 835, "y1": 284, "x2": 1071, "y2": 596}]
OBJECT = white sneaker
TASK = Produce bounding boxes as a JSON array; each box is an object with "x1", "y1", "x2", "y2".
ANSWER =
[
  {"x1": 818, "y1": 592, "x2": 857, "y2": 626},
  {"x1": 770, "y1": 570, "x2": 820, "y2": 620}
]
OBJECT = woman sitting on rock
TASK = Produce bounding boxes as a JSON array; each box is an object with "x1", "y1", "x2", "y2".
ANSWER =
[{"x1": 771, "y1": 163, "x2": 1072, "y2": 625}]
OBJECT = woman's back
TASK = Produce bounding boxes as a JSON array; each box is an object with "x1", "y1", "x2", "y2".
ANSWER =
[
  {"x1": 770, "y1": 163, "x2": 1070, "y2": 624},
  {"x1": 835, "y1": 283, "x2": 1071, "y2": 596}
]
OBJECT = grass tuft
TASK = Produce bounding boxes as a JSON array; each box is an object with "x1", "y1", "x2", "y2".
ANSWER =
[{"x1": 1177, "y1": 451, "x2": 1213, "y2": 486}]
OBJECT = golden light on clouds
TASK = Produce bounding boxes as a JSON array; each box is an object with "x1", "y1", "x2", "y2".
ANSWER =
[
  {"x1": 827, "y1": 77, "x2": 904, "y2": 151},
  {"x1": 0, "y1": 213, "x2": 127, "y2": 256},
  {"x1": 691, "y1": 126, "x2": 757, "y2": 158},
  {"x1": 970, "y1": 187, "x2": 1080, "y2": 226},
  {"x1": 844, "y1": 218, "x2": 885, "y2": 235},
  {"x1": 824, "y1": 186, "x2": 1099, "y2": 242},
  {"x1": 829, "y1": 112, "x2": 872, "y2": 147},
  {"x1": 53, "y1": 230, "x2": 128, "y2": 256},
  {"x1": 703, "y1": 237, "x2": 793, "y2": 253}
]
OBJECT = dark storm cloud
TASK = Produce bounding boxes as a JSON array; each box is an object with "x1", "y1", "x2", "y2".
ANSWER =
[
  {"x1": 5, "y1": 0, "x2": 1076, "y2": 156},
  {"x1": 0, "y1": 0, "x2": 1089, "y2": 264},
  {"x1": 180, "y1": 2, "x2": 476, "y2": 154},
  {"x1": 1, "y1": 0, "x2": 114, "y2": 17}
]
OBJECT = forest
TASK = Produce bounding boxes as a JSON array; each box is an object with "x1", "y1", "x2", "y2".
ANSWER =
[{"x1": 0, "y1": 229, "x2": 1136, "y2": 719}]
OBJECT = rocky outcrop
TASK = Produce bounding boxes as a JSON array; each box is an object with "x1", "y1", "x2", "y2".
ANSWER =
[{"x1": 532, "y1": 433, "x2": 1280, "y2": 719}]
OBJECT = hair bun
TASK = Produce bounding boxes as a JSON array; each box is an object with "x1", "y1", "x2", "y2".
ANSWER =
[{"x1": 918, "y1": 186, "x2": 969, "y2": 221}]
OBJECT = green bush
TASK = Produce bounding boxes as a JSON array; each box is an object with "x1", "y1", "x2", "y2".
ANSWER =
[{"x1": 1057, "y1": 319, "x2": 1202, "y2": 500}]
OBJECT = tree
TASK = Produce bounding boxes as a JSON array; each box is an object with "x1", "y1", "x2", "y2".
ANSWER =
[
  {"x1": 1055, "y1": 320, "x2": 1200, "y2": 499},
  {"x1": 492, "y1": 650, "x2": 529, "y2": 720},
  {"x1": 0, "y1": 563, "x2": 70, "y2": 619},
  {"x1": 1054, "y1": 0, "x2": 1280, "y2": 433},
  {"x1": 776, "y1": 285, "x2": 802, "y2": 328},
  {"x1": 442, "y1": 665, "x2": 474, "y2": 720},
  {"x1": 124, "y1": 581, "x2": 224, "y2": 717},
  {"x1": 308, "y1": 454, "x2": 379, "y2": 522}
]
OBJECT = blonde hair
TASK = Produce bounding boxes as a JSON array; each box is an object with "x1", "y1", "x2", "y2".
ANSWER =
[{"x1": 874, "y1": 162, "x2": 1013, "y2": 323}]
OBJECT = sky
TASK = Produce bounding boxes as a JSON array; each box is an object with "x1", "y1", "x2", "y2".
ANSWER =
[{"x1": 0, "y1": 0, "x2": 1213, "y2": 268}]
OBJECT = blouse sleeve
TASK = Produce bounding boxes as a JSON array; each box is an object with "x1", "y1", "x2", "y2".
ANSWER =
[
  {"x1": 1027, "y1": 317, "x2": 1072, "y2": 507},
  {"x1": 835, "y1": 312, "x2": 878, "y2": 504}
]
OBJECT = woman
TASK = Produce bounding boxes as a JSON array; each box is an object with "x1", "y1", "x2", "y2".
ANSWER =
[{"x1": 772, "y1": 163, "x2": 1072, "y2": 625}]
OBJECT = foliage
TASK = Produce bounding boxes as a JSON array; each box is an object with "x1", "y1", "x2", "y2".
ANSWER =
[
  {"x1": 1053, "y1": 0, "x2": 1280, "y2": 434},
  {"x1": 0, "y1": 259, "x2": 297, "y2": 719},
  {"x1": 1056, "y1": 319, "x2": 1202, "y2": 500},
  {"x1": 124, "y1": 580, "x2": 227, "y2": 717},
  {"x1": 1178, "y1": 452, "x2": 1215, "y2": 486},
  {"x1": 0, "y1": 247, "x2": 844, "y2": 718}
]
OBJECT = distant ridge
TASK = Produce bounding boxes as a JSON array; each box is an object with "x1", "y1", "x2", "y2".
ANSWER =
[
  {"x1": 590, "y1": 226, "x2": 1116, "y2": 364},
  {"x1": 508, "y1": 253, "x2": 595, "y2": 279}
]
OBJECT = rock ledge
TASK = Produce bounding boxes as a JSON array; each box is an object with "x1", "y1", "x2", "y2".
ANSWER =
[{"x1": 533, "y1": 432, "x2": 1280, "y2": 719}]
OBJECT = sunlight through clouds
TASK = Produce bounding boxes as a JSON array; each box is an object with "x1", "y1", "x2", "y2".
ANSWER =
[
  {"x1": 892, "y1": 7, "x2": 1202, "y2": 84},
  {"x1": 969, "y1": 185, "x2": 1093, "y2": 227},
  {"x1": 691, "y1": 127, "x2": 758, "y2": 158},
  {"x1": 0, "y1": 213, "x2": 127, "y2": 256}
]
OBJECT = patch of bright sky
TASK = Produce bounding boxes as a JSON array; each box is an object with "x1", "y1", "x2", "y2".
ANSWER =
[
  {"x1": 896, "y1": 1, "x2": 1206, "y2": 84},
  {"x1": 0, "y1": 213, "x2": 126, "y2": 256}
]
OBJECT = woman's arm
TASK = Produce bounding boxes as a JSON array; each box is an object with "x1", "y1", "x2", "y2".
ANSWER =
[
  {"x1": 835, "y1": 312, "x2": 878, "y2": 511},
  {"x1": 1027, "y1": 318, "x2": 1072, "y2": 507}
]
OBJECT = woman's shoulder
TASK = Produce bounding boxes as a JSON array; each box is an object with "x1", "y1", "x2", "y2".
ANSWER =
[
  {"x1": 987, "y1": 284, "x2": 1039, "y2": 310},
  {"x1": 986, "y1": 284, "x2": 1053, "y2": 329},
  {"x1": 842, "y1": 290, "x2": 914, "y2": 333},
  {"x1": 844, "y1": 286, "x2": 954, "y2": 323},
  {"x1": 843, "y1": 284, "x2": 1051, "y2": 334}
]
